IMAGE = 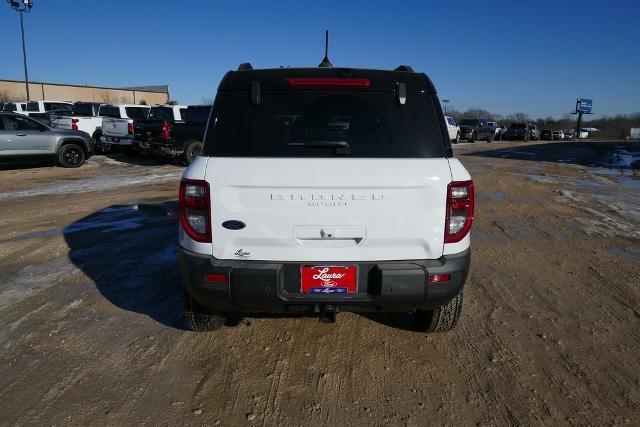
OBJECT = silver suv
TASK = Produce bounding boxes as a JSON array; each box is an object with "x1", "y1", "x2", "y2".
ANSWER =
[{"x1": 0, "y1": 112, "x2": 93, "y2": 167}]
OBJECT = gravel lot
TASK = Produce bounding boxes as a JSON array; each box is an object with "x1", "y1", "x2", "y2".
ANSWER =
[{"x1": 1, "y1": 140, "x2": 639, "y2": 425}]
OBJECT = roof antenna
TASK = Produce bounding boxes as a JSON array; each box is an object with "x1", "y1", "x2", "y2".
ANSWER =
[{"x1": 318, "y1": 30, "x2": 333, "y2": 68}]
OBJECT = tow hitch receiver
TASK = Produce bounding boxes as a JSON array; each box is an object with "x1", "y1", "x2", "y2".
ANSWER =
[{"x1": 320, "y1": 305, "x2": 337, "y2": 323}]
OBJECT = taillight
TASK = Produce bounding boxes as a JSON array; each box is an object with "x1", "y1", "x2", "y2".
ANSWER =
[
  {"x1": 179, "y1": 179, "x2": 211, "y2": 243},
  {"x1": 286, "y1": 77, "x2": 371, "y2": 88},
  {"x1": 71, "y1": 118, "x2": 79, "y2": 130},
  {"x1": 162, "y1": 120, "x2": 171, "y2": 140},
  {"x1": 444, "y1": 180, "x2": 474, "y2": 243},
  {"x1": 127, "y1": 122, "x2": 134, "y2": 135}
]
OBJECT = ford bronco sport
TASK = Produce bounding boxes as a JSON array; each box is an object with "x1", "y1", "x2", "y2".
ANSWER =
[{"x1": 179, "y1": 63, "x2": 473, "y2": 332}]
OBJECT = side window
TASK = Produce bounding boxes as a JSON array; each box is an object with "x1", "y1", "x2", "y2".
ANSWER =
[
  {"x1": 125, "y1": 107, "x2": 149, "y2": 119},
  {"x1": 0, "y1": 117, "x2": 6, "y2": 130},
  {"x1": 5, "y1": 114, "x2": 46, "y2": 131},
  {"x1": 179, "y1": 108, "x2": 187, "y2": 120},
  {"x1": 447, "y1": 117, "x2": 456, "y2": 126}
]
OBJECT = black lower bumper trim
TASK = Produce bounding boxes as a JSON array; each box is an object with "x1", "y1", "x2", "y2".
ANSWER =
[{"x1": 180, "y1": 248, "x2": 470, "y2": 314}]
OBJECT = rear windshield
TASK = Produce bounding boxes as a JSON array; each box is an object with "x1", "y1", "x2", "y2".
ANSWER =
[
  {"x1": 460, "y1": 119, "x2": 481, "y2": 125},
  {"x1": 99, "y1": 106, "x2": 121, "y2": 118},
  {"x1": 26, "y1": 102, "x2": 40, "y2": 112},
  {"x1": 72, "y1": 103, "x2": 95, "y2": 116},
  {"x1": 3, "y1": 103, "x2": 17, "y2": 112},
  {"x1": 204, "y1": 91, "x2": 445, "y2": 158},
  {"x1": 184, "y1": 106, "x2": 211, "y2": 123},
  {"x1": 148, "y1": 106, "x2": 173, "y2": 120},
  {"x1": 125, "y1": 107, "x2": 149, "y2": 120}
]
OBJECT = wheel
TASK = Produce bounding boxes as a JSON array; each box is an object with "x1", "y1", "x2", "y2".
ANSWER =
[
  {"x1": 183, "y1": 290, "x2": 226, "y2": 331},
  {"x1": 453, "y1": 132, "x2": 460, "y2": 144},
  {"x1": 58, "y1": 143, "x2": 86, "y2": 168},
  {"x1": 486, "y1": 134, "x2": 494, "y2": 143},
  {"x1": 469, "y1": 132, "x2": 476, "y2": 143},
  {"x1": 524, "y1": 135, "x2": 530, "y2": 142},
  {"x1": 184, "y1": 141, "x2": 204, "y2": 165},
  {"x1": 415, "y1": 291, "x2": 464, "y2": 332},
  {"x1": 93, "y1": 132, "x2": 110, "y2": 154}
]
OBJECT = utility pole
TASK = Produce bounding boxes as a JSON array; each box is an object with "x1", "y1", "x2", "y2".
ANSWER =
[
  {"x1": 442, "y1": 99, "x2": 449, "y2": 115},
  {"x1": 7, "y1": 0, "x2": 34, "y2": 101},
  {"x1": 572, "y1": 98, "x2": 593, "y2": 141}
]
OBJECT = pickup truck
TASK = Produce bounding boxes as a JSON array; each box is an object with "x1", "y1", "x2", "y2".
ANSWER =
[
  {"x1": 56, "y1": 102, "x2": 110, "y2": 153},
  {"x1": 149, "y1": 105, "x2": 211, "y2": 164},
  {"x1": 132, "y1": 104, "x2": 187, "y2": 151},
  {"x1": 458, "y1": 118, "x2": 495, "y2": 142},
  {"x1": 100, "y1": 104, "x2": 151, "y2": 152},
  {"x1": 23, "y1": 100, "x2": 73, "y2": 116},
  {"x1": 2, "y1": 102, "x2": 28, "y2": 114}
]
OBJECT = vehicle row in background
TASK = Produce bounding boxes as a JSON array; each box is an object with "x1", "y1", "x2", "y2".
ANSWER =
[{"x1": 540, "y1": 129, "x2": 575, "y2": 141}]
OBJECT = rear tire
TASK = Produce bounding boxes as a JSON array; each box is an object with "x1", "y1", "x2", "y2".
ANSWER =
[
  {"x1": 184, "y1": 141, "x2": 203, "y2": 165},
  {"x1": 469, "y1": 132, "x2": 476, "y2": 143},
  {"x1": 93, "y1": 132, "x2": 110, "y2": 154},
  {"x1": 183, "y1": 291, "x2": 226, "y2": 331},
  {"x1": 415, "y1": 291, "x2": 463, "y2": 332},
  {"x1": 58, "y1": 143, "x2": 86, "y2": 168},
  {"x1": 453, "y1": 132, "x2": 460, "y2": 144},
  {"x1": 487, "y1": 134, "x2": 494, "y2": 143}
]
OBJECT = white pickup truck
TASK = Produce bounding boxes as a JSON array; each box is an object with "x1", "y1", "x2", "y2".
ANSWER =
[
  {"x1": 56, "y1": 102, "x2": 109, "y2": 153},
  {"x1": 23, "y1": 100, "x2": 73, "y2": 116},
  {"x1": 101, "y1": 104, "x2": 150, "y2": 151}
]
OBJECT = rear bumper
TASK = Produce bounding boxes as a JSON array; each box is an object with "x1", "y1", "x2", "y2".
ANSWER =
[
  {"x1": 102, "y1": 135, "x2": 134, "y2": 146},
  {"x1": 180, "y1": 248, "x2": 470, "y2": 314}
]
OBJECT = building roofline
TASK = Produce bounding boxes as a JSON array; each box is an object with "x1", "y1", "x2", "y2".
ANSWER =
[{"x1": 0, "y1": 78, "x2": 169, "y2": 94}]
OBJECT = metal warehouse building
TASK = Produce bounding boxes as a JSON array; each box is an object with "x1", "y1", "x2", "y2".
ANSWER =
[{"x1": 0, "y1": 79, "x2": 170, "y2": 105}]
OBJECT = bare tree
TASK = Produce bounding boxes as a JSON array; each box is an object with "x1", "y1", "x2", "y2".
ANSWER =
[{"x1": 0, "y1": 90, "x2": 16, "y2": 102}]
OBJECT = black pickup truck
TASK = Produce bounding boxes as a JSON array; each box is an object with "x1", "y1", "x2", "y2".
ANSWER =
[
  {"x1": 133, "y1": 105, "x2": 186, "y2": 151},
  {"x1": 148, "y1": 105, "x2": 211, "y2": 164}
]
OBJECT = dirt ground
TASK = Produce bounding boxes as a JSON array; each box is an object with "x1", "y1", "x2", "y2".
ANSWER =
[{"x1": 1, "y1": 141, "x2": 639, "y2": 425}]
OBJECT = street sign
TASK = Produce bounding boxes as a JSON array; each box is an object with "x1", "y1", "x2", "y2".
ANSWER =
[{"x1": 576, "y1": 98, "x2": 592, "y2": 114}]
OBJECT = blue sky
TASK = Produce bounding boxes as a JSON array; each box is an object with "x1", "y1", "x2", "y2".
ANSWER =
[{"x1": 1, "y1": 0, "x2": 639, "y2": 118}]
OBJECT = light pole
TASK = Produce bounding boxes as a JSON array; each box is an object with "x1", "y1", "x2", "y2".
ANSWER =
[
  {"x1": 7, "y1": 0, "x2": 33, "y2": 101},
  {"x1": 442, "y1": 99, "x2": 449, "y2": 115}
]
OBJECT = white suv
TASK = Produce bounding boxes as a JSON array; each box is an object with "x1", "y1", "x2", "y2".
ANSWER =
[{"x1": 179, "y1": 65, "x2": 473, "y2": 332}]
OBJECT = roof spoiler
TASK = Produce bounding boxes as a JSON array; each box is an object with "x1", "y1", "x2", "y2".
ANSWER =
[{"x1": 394, "y1": 65, "x2": 414, "y2": 72}]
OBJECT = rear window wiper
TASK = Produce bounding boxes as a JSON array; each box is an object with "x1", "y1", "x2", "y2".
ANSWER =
[{"x1": 288, "y1": 140, "x2": 350, "y2": 155}]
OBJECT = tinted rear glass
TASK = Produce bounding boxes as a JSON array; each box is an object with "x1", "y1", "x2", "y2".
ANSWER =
[
  {"x1": 184, "y1": 106, "x2": 211, "y2": 123},
  {"x1": 125, "y1": 107, "x2": 149, "y2": 120},
  {"x1": 26, "y1": 102, "x2": 39, "y2": 112},
  {"x1": 204, "y1": 91, "x2": 445, "y2": 158},
  {"x1": 460, "y1": 119, "x2": 481, "y2": 125},
  {"x1": 148, "y1": 106, "x2": 173, "y2": 120},
  {"x1": 72, "y1": 103, "x2": 95, "y2": 116},
  {"x1": 3, "y1": 103, "x2": 17, "y2": 112},
  {"x1": 99, "y1": 106, "x2": 121, "y2": 118}
]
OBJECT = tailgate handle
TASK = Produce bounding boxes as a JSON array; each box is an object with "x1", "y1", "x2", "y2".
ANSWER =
[{"x1": 295, "y1": 226, "x2": 366, "y2": 244}]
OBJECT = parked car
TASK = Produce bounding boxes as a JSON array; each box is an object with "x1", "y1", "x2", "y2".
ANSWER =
[
  {"x1": 486, "y1": 121, "x2": 503, "y2": 140},
  {"x1": 563, "y1": 130, "x2": 575, "y2": 141},
  {"x1": 56, "y1": 102, "x2": 109, "y2": 153},
  {"x1": 100, "y1": 104, "x2": 151, "y2": 152},
  {"x1": 178, "y1": 64, "x2": 473, "y2": 332},
  {"x1": 132, "y1": 104, "x2": 187, "y2": 152},
  {"x1": 149, "y1": 105, "x2": 211, "y2": 164},
  {"x1": 0, "y1": 112, "x2": 93, "y2": 167},
  {"x1": 504, "y1": 123, "x2": 529, "y2": 141},
  {"x1": 459, "y1": 118, "x2": 495, "y2": 142},
  {"x1": 527, "y1": 123, "x2": 540, "y2": 140},
  {"x1": 23, "y1": 100, "x2": 73, "y2": 116},
  {"x1": 540, "y1": 129, "x2": 552, "y2": 140},
  {"x1": 445, "y1": 115, "x2": 460, "y2": 143},
  {"x1": 551, "y1": 130, "x2": 564, "y2": 140},
  {"x1": 2, "y1": 102, "x2": 27, "y2": 114}
]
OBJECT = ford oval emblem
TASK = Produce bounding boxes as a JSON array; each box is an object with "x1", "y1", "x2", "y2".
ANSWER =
[{"x1": 222, "y1": 220, "x2": 246, "y2": 230}]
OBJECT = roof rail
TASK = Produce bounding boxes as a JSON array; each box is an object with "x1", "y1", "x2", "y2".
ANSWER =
[
  {"x1": 237, "y1": 63, "x2": 253, "y2": 71},
  {"x1": 394, "y1": 65, "x2": 414, "y2": 72}
]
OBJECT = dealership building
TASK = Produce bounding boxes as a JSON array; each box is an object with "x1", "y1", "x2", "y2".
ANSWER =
[{"x1": 0, "y1": 78, "x2": 170, "y2": 105}]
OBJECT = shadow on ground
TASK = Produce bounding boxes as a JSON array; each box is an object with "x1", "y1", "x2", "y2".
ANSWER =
[
  {"x1": 463, "y1": 140, "x2": 640, "y2": 170},
  {"x1": 63, "y1": 201, "x2": 187, "y2": 330}
]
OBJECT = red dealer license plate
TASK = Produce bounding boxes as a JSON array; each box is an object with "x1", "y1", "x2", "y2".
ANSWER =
[{"x1": 300, "y1": 265, "x2": 358, "y2": 294}]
